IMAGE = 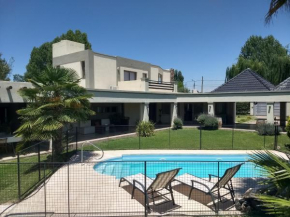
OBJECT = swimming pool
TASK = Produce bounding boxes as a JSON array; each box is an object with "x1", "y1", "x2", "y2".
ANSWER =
[{"x1": 93, "y1": 154, "x2": 260, "y2": 179}]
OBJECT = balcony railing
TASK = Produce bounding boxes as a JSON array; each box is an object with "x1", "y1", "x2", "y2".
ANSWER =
[{"x1": 148, "y1": 80, "x2": 175, "y2": 91}]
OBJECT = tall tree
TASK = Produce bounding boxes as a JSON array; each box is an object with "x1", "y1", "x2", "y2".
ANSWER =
[
  {"x1": 25, "y1": 30, "x2": 92, "y2": 80},
  {"x1": 265, "y1": 0, "x2": 290, "y2": 23},
  {"x1": 13, "y1": 74, "x2": 25, "y2": 82},
  {"x1": 174, "y1": 69, "x2": 189, "y2": 92},
  {"x1": 0, "y1": 53, "x2": 14, "y2": 81},
  {"x1": 15, "y1": 66, "x2": 95, "y2": 156},
  {"x1": 225, "y1": 35, "x2": 290, "y2": 85}
]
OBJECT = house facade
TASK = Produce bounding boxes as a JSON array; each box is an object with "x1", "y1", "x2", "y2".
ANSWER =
[{"x1": 1, "y1": 40, "x2": 290, "y2": 137}]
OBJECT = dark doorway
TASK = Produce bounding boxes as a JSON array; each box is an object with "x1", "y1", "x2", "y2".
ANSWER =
[
  {"x1": 184, "y1": 103, "x2": 193, "y2": 121},
  {"x1": 149, "y1": 103, "x2": 157, "y2": 123},
  {"x1": 193, "y1": 103, "x2": 204, "y2": 120}
]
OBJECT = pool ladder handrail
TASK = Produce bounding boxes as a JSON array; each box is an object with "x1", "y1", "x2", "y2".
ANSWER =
[{"x1": 81, "y1": 141, "x2": 104, "y2": 162}]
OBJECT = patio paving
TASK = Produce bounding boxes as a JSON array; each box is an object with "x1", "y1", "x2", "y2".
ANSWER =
[{"x1": 2, "y1": 150, "x2": 269, "y2": 216}]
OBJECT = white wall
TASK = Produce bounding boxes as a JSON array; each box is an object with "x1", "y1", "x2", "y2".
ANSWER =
[
  {"x1": 118, "y1": 80, "x2": 147, "y2": 92},
  {"x1": 150, "y1": 67, "x2": 159, "y2": 81},
  {"x1": 52, "y1": 40, "x2": 85, "y2": 58},
  {"x1": 150, "y1": 66, "x2": 171, "y2": 82},
  {"x1": 94, "y1": 55, "x2": 117, "y2": 89},
  {"x1": 61, "y1": 62, "x2": 86, "y2": 87},
  {"x1": 162, "y1": 71, "x2": 171, "y2": 82},
  {"x1": 124, "y1": 103, "x2": 140, "y2": 125},
  {"x1": 0, "y1": 81, "x2": 33, "y2": 103}
]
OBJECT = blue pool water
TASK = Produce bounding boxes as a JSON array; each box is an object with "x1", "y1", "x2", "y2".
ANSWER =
[{"x1": 93, "y1": 154, "x2": 260, "y2": 179}]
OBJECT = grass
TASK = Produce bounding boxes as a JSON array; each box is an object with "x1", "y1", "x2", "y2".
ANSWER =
[
  {"x1": 81, "y1": 128, "x2": 290, "y2": 151},
  {"x1": 0, "y1": 151, "x2": 74, "y2": 204},
  {"x1": 236, "y1": 115, "x2": 256, "y2": 123}
]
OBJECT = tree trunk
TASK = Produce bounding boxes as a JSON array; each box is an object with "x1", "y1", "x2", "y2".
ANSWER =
[{"x1": 52, "y1": 128, "x2": 64, "y2": 158}]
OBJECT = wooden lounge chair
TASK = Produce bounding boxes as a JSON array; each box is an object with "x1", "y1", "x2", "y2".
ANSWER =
[
  {"x1": 119, "y1": 168, "x2": 181, "y2": 210},
  {"x1": 174, "y1": 163, "x2": 243, "y2": 212}
]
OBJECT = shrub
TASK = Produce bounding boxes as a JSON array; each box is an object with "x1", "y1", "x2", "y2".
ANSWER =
[
  {"x1": 197, "y1": 114, "x2": 218, "y2": 130},
  {"x1": 136, "y1": 121, "x2": 155, "y2": 137},
  {"x1": 236, "y1": 102, "x2": 250, "y2": 115},
  {"x1": 197, "y1": 114, "x2": 208, "y2": 125},
  {"x1": 286, "y1": 117, "x2": 290, "y2": 138},
  {"x1": 256, "y1": 122, "x2": 281, "y2": 136},
  {"x1": 173, "y1": 117, "x2": 183, "y2": 130}
]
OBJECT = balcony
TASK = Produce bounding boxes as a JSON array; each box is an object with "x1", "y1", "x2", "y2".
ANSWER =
[{"x1": 118, "y1": 78, "x2": 177, "y2": 93}]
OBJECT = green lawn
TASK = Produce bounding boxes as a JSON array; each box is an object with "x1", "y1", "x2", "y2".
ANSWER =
[
  {"x1": 82, "y1": 128, "x2": 290, "y2": 151},
  {"x1": 0, "y1": 151, "x2": 73, "y2": 204},
  {"x1": 236, "y1": 115, "x2": 256, "y2": 123}
]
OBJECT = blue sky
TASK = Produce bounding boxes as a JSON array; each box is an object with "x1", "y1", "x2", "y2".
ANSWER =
[{"x1": 0, "y1": 0, "x2": 289, "y2": 91}]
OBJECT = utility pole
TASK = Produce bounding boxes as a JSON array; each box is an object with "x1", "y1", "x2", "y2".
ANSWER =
[{"x1": 201, "y1": 76, "x2": 204, "y2": 93}]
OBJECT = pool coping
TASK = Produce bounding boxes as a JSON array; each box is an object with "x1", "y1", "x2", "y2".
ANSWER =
[{"x1": 88, "y1": 149, "x2": 287, "y2": 162}]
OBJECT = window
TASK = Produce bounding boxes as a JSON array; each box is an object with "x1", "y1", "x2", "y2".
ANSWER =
[
  {"x1": 124, "y1": 71, "x2": 137, "y2": 81},
  {"x1": 142, "y1": 73, "x2": 147, "y2": 79},
  {"x1": 81, "y1": 61, "x2": 85, "y2": 78},
  {"x1": 158, "y1": 73, "x2": 162, "y2": 83}
]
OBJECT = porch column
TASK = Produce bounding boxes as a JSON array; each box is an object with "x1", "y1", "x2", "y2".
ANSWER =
[
  {"x1": 280, "y1": 102, "x2": 286, "y2": 127},
  {"x1": 250, "y1": 102, "x2": 254, "y2": 116},
  {"x1": 140, "y1": 103, "x2": 149, "y2": 122},
  {"x1": 233, "y1": 102, "x2": 236, "y2": 124},
  {"x1": 171, "y1": 103, "x2": 178, "y2": 126},
  {"x1": 208, "y1": 102, "x2": 215, "y2": 116},
  {"x1": 287, "y1": 102, "x2": 290, "y2": 117},
  {"x1": 266, "y1": 102, "x2": 274, "y2": 124}
]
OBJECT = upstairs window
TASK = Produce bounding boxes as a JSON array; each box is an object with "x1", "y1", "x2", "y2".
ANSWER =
[
  {"x1": 81, "y1": 61, "x2": 85, "y2": 78},
  {"x1": 142, "y1": 73, "x2": 147, "y2": 79},
  {"x1": 124, "y1": 71, "x2": 137, "y2": 81}
]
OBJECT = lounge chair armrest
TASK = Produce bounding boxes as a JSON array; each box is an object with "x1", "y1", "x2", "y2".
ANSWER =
[
  {"x1": 133, "y1": 179, "x2": 146, "y2": 191},
  {"x1": 208, "y1": 174, "x2": 219, "y2": 182},
  {"x1": 191, "y1": 180, "x2": 212, "y2": 192}
]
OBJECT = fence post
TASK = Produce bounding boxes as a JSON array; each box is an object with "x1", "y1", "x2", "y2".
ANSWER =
[
  {"x1": 274, "y1": 125, "x2": 278, "y2": 150},
  {"x1": 169, "y1": 126, "x2": 170, "y2": 148},
  {"x1": 67, "y1": 163, "x2": 70, "y2": 216},
  {"x1": 264, "y1": 135, "x2": 266, "y2": 148},
  {"x1": 75, "y1": 127, "x2": 78, "y2": 152},
  {"x1": 199, "y1": 127, "x2": 202, "y2": 150},
  {"x1": 144, "y1": 161, "x2": 147, "y2": 217},
  {"x1": 38, "y1": 143, "x2": 41, "y2": 181},
  {"x1": 232, "y1": 125, "x2": 234, "y2": 149},
  {"x1": 138, "y1": 127, "x2": 141, "y2": 150},
  {"x1": 17, "y1": 153, "x2": 21, "y2": 200},
  {"x1": 44, "y1": 163, "x2": 47, "y2": 216},
  {"x1": 217, "y1": 161, "x2": 220, "y2": 213},
  {"x1": 66, "y1": 130, "x2": 69, "y2": 161}
]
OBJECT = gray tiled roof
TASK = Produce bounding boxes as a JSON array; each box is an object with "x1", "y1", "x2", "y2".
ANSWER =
[
  {"x1": 274, "y1": 77, "x2": 290, "y2": 91},
  {"x1": 211, "y1": 68, "x2": 275, "y2": 93}
]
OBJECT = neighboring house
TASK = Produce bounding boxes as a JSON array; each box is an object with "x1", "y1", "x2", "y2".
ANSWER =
[{"x1": 212, "y1": 69, "x2": 290, "y2": 120}]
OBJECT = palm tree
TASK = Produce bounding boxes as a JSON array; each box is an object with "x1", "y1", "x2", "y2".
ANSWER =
[
  {"x1": 265, "y1": 0, "x2": 290, "y2": 23},
  {"x1": 249, "y1": 150, "x2": 290, "y2": 216},
  {"x1": 15, "y1": 66, "x2": 95, "y2": 156}
]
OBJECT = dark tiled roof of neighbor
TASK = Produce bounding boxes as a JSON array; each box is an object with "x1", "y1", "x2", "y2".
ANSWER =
[
  {"x1": 211, "y1": 68, "x2": 275, "y2": 93},
  {"x1": 274, "y1": 77, "x2": 290, "y2": 91}
]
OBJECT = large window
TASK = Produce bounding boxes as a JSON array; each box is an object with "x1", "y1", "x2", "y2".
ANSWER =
[{"x1": 124, "y1": 71, "x2": 137, "y2": 81}]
